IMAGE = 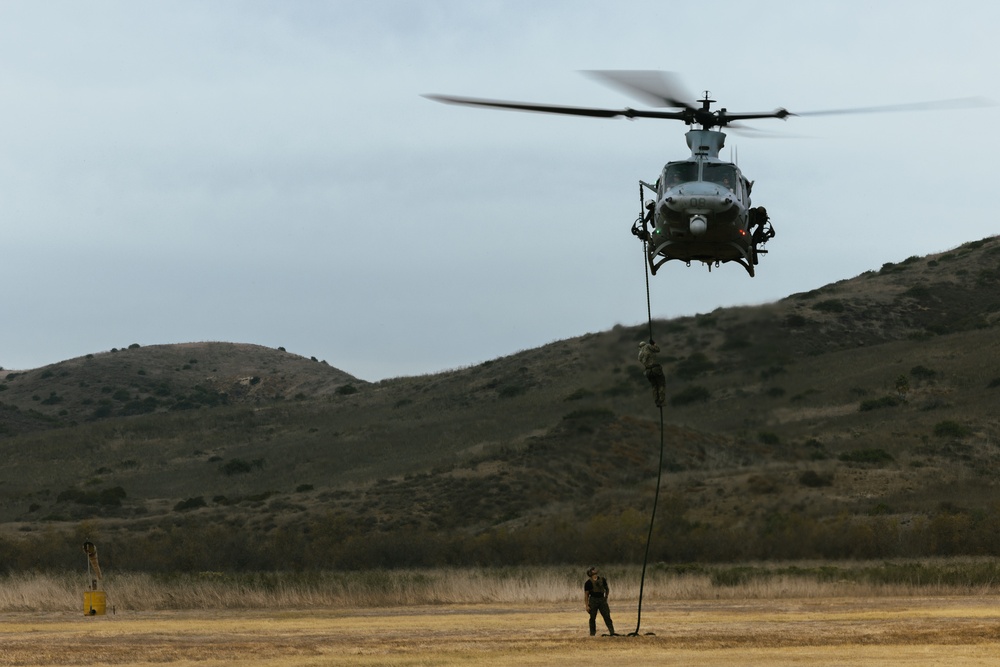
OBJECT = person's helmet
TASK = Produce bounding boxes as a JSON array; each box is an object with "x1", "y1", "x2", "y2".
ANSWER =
[{"x1": 587, "y1": 567, "x2": 598, "y2": 576}]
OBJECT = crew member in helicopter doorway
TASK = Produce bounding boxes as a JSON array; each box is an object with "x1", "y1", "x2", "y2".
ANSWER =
[
  {"x1": 584, "y1": 567, "x2": 616, "y2": 636},
  {"x1": 638, "y1": 340, "x2": 666, "y2": 408}
]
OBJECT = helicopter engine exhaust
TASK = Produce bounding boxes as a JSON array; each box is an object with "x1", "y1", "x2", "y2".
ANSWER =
[{"x1": 689, "y1": 215, "x2": 708, "y2": 237}]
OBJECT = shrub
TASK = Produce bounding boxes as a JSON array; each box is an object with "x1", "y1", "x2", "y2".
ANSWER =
[
  {"x1": 859, "y1": 396, "x2": 900, "y2": 411},
  {"x1": 497, "y1": 385, "x2": 526, "y2": 399},
  {"x1": 562, "y1": 407, "x2": 615, "y2": 422},
  {"x1": 812, "y1": 299, "x2": 845, "y2": 313},
  {"x1": 336, "y1": 384, "x2": 358, "y2": 395},
  {"x1": 783, "y1": 314, "x2": 808, "y2": 328},
  {"x1": 799, "y1": 470, "x2": 833, "y2": 487},
  {"x1": 221, "y1": 459, "x2": 254, "y2": 475},
  {"x1": 56, "y1": 486, "x2": 126, "y2": 506},
  {"x1": 174, "y1": 497, "x2": 207, "y2": 512},
  {"x1": 839, "y1": 449, "x2": 894, "y2": 465},
  {"x1": 99, "y1": 487, "x2": 127, "y2": 506},
  {"x1": 757, "y1": 431, "x2": 780, "y2": 445},
  {"x1": 760, "y1": 365, "x2": 786, "y2": 380},
  {"x1": 933, "y1": 420, "x2": 970, "y2": 438},
  {"x1": 674, "y1": 353, "x2": 715, "y2": 380},
  {"x1": 564, "y1": 388, "x2": 594, "y2": 401},
  {"x1": 670, "y1": 386, "x2": 710, "y2": 407},
  {"x1": 89, "y1": 405, "x2": 113, "y2": 420},
  {"x1": 747, "y1": 475, "x2": 779, "y2": 494}
]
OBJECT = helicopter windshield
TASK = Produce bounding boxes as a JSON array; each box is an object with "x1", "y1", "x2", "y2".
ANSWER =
[
  {"x1": 702, "y1": 163, "x2": 739, "y2": 191},
  {"x1": 662, "y1": 163, "x2": 697, "y2": 188}
]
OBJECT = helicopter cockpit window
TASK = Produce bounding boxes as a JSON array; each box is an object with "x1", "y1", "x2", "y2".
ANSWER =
[
  {"x1": 662, "y1": 163, "x2": 697, "y2": 188},
  {"x1": 703, "y1": 163, "x2": 739, "y2": 191}
]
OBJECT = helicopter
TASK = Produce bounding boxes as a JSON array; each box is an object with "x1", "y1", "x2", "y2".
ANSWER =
[{"x1": 425, "y1": 70, "x2": 991, "y2": 278}]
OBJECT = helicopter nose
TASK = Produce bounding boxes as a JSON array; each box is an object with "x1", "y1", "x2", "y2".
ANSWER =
[{"x1": 661, "y1": 190, "x2": 733, "y2": 215}]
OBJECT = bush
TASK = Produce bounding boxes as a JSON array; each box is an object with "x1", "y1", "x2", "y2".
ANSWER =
[
  {"x1": 174, "y1": 497, "x2": 207, "y2": 512},
  {"x1": 562, "y1": 407, "x2": 615, "y2": 422},
  {"x1": 497, "y1": 385, "x2": 526, "y2": 399},
  {"x1": 674, "y1": 353, "x2": 715, "y2": 380},
  {"x1": 564, "y1": 388, "x2": 594, "y2": 401},
  {"x1": 933, "y1": 420, "x2": 970, "y2": 438},
  {"x1": 221, "y1": 459, "x2": 265, "y2": 476},
  {"x1": 799, "y1": 470, "x2": 833, "y2": 487},
  {"x1": 670, "y1": 386, "x2": 710, "y2": 407},
  {"x1": 859, "y1": 396, "x2": 900, "y2": 411},
  {"x1": 812, "y1": 299, "x2": 845, "y2": 313},
  {"x1": 336, "y1": 384, "x2": 358, "y2": 395},
  {"x1": 56, "y1": 486, "x2": 126, "y2": 506},
  {"x1": 839, "y1": 449, "x2": 894, "y2": 465}
]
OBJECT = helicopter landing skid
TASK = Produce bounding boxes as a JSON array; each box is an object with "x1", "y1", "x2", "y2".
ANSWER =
[{"x1": 648, "y1": 240, "x2": 756, "y2": 278}]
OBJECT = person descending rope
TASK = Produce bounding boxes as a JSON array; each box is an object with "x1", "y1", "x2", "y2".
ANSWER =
[{"x1": 637, "y1": 340, "x2": 666, "y2": 408}]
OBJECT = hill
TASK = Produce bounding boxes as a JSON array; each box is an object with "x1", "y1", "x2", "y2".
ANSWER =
[{"x1": 1, "y1": 237, "x2": 1000, "y2": 571}]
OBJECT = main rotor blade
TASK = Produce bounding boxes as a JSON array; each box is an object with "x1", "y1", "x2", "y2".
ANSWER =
[
  {"x1": 792, "y1": 96, "x2": 995, "y2": 117},
  {"x1": 582, "y1": 70, "x2": 696, "y2": 110},
  {"x1": 422, "y1": 94, "x2": 687, "y2": 121},
  {"x1": 725, "y1": 122, "x2": 805, "y2": 139}
]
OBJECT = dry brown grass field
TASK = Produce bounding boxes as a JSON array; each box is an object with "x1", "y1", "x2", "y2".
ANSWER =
[
  {"x1": 3, "y1": 598, "x2": 1000, "y2": 666},
  {"x1": 3, "y1": 568, "x2": 1000, "y2": 665}
]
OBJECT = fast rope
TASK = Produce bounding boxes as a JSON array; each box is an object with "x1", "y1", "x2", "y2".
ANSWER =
[{"x1": 629, "y1": 184, "x2": 665, "y2": 638}]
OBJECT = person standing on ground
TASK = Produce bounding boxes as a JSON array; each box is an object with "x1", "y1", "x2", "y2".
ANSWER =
[{"x1": 584, "y1": 567, "x2": 616, "y2": 636}]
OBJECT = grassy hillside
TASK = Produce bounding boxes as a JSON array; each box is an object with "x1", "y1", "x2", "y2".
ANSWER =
[{"x1": 1, "y1": 237, "x2": 999, "y2": 570}]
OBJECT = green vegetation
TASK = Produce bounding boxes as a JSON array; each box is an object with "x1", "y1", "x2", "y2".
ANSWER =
[
  {"x1": 670, "y1": 385, "x2": 710, "y2": 406},
  {"x1": 838, "y1": 449, "x2": 894, "y2": 465},
  {"x1": 812, "y1": 299, "x2": 845, "y2": 313},
  {"x1": 859, "y1": 396, "x2": 900, "y2": 411},
  {"x1": 221, "y1": 458, "x2": 265, "y2": 476},
  {"x1": 799, "y1": 470, "x2": 833, "y2": 487},
  {"x1": 674, "y1": 352, "x2": 715, "y2": 380},
  {"x1": 173, "y1": 497, "x2": 207, "y2": 512},
  {"x1": 933, "y1": 420, "x2": 970, "y2": 438},
  {"x1": 2, "y1": 239, "x2": 1000, "y2": 574}
]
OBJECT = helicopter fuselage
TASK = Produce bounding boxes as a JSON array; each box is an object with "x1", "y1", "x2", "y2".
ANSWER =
[{"x1": 644, "y1": 129, "x2": 764, "y2": 276}]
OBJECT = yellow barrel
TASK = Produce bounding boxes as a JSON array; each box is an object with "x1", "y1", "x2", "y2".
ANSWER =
[{"x1": 84, "y1": 590, "x2": 106, "y2": 616}]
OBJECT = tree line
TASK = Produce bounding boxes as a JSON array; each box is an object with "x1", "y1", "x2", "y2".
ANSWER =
[{"x1": 4, "y1": 502, "x2": 1000, "y2": 573}]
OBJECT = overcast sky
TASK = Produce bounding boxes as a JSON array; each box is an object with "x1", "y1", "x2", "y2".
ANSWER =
[{"x1": 1, "y1": 1, "x2": 997, "y2": 380}]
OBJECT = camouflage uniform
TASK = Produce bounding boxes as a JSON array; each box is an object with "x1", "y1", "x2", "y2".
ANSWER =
[
  {"x1": 638, "y1": 341, "x2": 666, "y2": 407},
  {"x1": 584, "y1": 568, "x2": 615, "y2": 636}
]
